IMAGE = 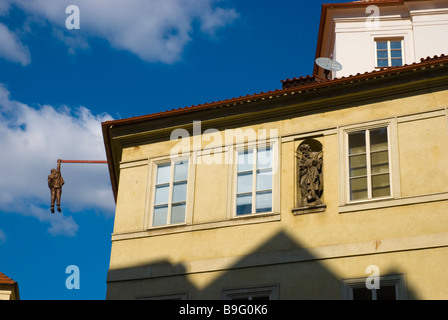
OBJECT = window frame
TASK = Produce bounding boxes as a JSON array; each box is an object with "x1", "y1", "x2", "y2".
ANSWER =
[
  {"x1": 231, "y1": 139, "x2": 280, "y2": 219},
  {"x1": 222, "y1": 285, "x2": 279, "y2": 300},
  {"x1": 147, "y1": 155, "x2": 194, "y2": 229},
  {"x1": 346, "y1": 126, "x2": 392, "y2": 202},
  {"x1": 341, "y1": 274, "x2": 407, "y2": 300},
  {"x1": 374, "y1": 38, "x2": 404, "y2": 68},
  {"x1": 339, "y1": 119, "x2": 400, "y2": 207}
]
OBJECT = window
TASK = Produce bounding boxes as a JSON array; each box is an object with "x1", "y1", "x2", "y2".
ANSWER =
[
  {"x1": 347, "y1": 126, "x2": 391, "y2": 202},
  {"x1": 339, "y1": 120, "x2": 400, "y2": 208},
  {"x1": 235, "y1": 146, "x2": 274, "y2": 216},
  {"x1": 223, "y1": 286, "x2": 278, "y2": 300},
  {"x1": 351, "y1": 285, "x2": 397, "y2": 300},
  {"x1": 376, "y1": 39, "x2": 403, "y2": 67},
  {"x1": 152, "y1": 159, "x2": 190, "y2": 227},
  {"x1": 341, "y1": 275, "x2": 406, "y2": 300}
]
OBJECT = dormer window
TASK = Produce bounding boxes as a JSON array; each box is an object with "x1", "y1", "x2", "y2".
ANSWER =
[{"x1": 375, "y1": 39, "x2": 403, "y2": 67}]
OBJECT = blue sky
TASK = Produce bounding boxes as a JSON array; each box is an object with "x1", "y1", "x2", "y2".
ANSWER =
[{"x1": 0, "y1": 0, "x2": 347, "y2": 300}]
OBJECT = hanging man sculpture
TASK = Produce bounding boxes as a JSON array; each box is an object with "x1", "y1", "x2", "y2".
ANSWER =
[
  {"x1": 297, "y1": 143, "x2": 323, "y2": 207},
  {"x1": 48, "y1": 159, "x2": 65, "y2": 213}
]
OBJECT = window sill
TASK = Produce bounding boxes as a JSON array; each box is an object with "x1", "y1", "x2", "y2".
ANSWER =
[
  {"x1": 345, "y1": 195, "x2": 394, "y2": 206},
  {"x1": 231, "y1": 211, "x2": 278, "y2": 220},
  {"x1": 374, "y1": 66, "x2": 390, "y2": 69},
  {"x1": 147, "y1": 222, "x2": 187, "y2": 231},
  {"x1": 339, "y1": 192, "x2": 448, "y2": 213},
  {"x1": 292, "y1": 204, "x2": 326, "y2": 215}
]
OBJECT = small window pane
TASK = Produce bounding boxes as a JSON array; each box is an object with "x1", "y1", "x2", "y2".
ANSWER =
[
  {"x1": 352, "y1": 287, "x2": 373, "y2": 300},
  {"x1": 257, "y1": 147, "x2": 272, "y2": 169},
  {"x1": 236, "y1": 194, "x2": 252, "y2": 215},
  {"x1": 237, "y1": 172, "x2": 253, "y2": 194},
  {"x1": 390, "y1": 41, "x2": 401, "y2": 49},
  {"x1": 371, "y1": 151, "x2": 389, "y2": 174},
  {"x1": 156, "y1": 164, "x2": 171, "y2": 184},
  {"x1": 377, "y1": 41, "x2": 387, "y2": 50},
  {"x1": 154, "y1": 185, "x2": 169, "y2": 205},
  {"x1": 170, "y1": 203, "x2": 186, "y2": 224},
  {"x1": 377, "y1": 285, "x2": 397, "y2": 300},
  {"x1": 153, "y1": 205, "x2": 168, "y2": 226},
  {"x1": 173, "y1": 160, "x2": 189, "y2": 181},
  {"x1": 377, "y1": 50, "x2": 388, "y2": 59},
  {"x1": 348, "y1": 132, "x2": 366, "y2": 155},
  {"x1": 172, "y1": 182, "x2": 187, "y2": 203},
  {"x1": 391, "y1": 58, "x2": 403, "y2": 66},
  {"x1": 350, "y1": 177, "x2": 368, "y2": 200},
  {"x1": 256, "y1": 169, "x2": 272, "y2": 191},
  {"x1": 377, "y1": 59, "x2": 389, "y2": 67},
  {"x1": 372, "y1": 174, "x2": 390, "y2": 197},
  {"x1": 370, "y1": 128, "x2": 388, "y2": 151},
  {"x1": 391, "y1": 49, "x2": 402, "y2": 58},
  {"x1": 256, "y1": 191, "x2": 272, "y2": 213},
  {"x1": 238, "y1": 150, "x2": 253, "y2": 172},
  {"x1": 349, "y1": 154, "x2": 367, "y2": 177}
]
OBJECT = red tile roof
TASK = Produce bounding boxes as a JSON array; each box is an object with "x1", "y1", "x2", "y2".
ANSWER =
[
  {"x1": 281, "y1": 75, "x2": 328, "y2": 89},
  {"x1": 102, "y1": 53, "x2": 448, "y2": 201},
  {"x1": 0, "y1": 272, "x2": 17, "y2": 285},
  {"x1": 102, "y1": 53, "x2": 448, "y2": 128}
]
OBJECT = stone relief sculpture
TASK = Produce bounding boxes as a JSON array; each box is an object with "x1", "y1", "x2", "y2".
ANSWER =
[{"x1": 297, "y1": 142, "x2": 324, "y2": 208}]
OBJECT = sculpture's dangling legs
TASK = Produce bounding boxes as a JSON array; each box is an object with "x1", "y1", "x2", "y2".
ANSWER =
[
  {"x1": 56, "y1": 188, "x2": 62, "y2": 212},
  {"x1": 50, "y1": 188, "x2": 56, "y2": 213},
  {"x1": 50, "y1": 188, "x2": 62, "y2": 213}
]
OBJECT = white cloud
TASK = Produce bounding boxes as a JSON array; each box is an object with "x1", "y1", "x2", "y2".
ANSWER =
[
  {"x1": 5, "y1": 0, "x2": 238, "y2": 63},
  {"x1": 0, "y1": 2, "x2": 10, "y2": 15},
  {"x1": 0, "y1": 84, "x2": 114, "y2": 236},
  {"x1": 0, "y1": 23, "x2": 31, "y2": 66},
  {"x1": 52, "y1": 27, "x2": 89, "y2": 55},
  {"x1": 199, "y1": 6, "x2": 239, "y2": 34}
]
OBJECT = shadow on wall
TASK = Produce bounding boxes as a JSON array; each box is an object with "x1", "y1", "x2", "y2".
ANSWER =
[{"x1": 106, "y1": 230, "x2": 419, "y2": 300}]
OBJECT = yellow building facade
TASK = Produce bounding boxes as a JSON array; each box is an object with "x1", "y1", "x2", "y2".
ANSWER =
[{"x1": 103, "y1": 1, "x2": 448, "y2": 300}]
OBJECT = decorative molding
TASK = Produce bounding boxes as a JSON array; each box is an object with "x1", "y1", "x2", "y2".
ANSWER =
[
  {"x1": 396, "y1": 109, "x2": 445, "y2": 123},
  {"x1": 119, "y1": 159, "x2": 149, "y2": 169},
  {"x1": 292, "y1": 204, "x2": 326, "y2": 216},
  {"x1": 112, "y1": 213, "x2": 281, "y2": 241},
  {"x1": 0, "y1": 290, "x2": 13, "y2": 300},
  {"x1": 281, "y1": 128, "x2": 337, "y2": 143},
  {"x1": 107, "y1": 232, "x2": 448, "y2": 283},
  {"x1": 281, "y1": 108, "x2": 446, "y2": 144},
  {"x1": 339, "y1": 191, "x2": 448, "y2": 213}
]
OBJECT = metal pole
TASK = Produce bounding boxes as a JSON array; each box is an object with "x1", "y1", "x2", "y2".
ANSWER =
[
  {"x1": 60, "y1": 160, "x2": 107, "y2": 164},
  {"x1": 48, "y1": 159, "x2": 108, "y2": 214}
]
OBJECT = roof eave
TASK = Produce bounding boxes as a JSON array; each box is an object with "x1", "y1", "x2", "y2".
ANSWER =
[{"x1": 102, "y1": 54, "x2": 448, "y2": 199}]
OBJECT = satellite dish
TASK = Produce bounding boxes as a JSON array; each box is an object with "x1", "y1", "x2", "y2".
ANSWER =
[{"x1": 315, "y1": 56, "x2": 343, "y2": 79}]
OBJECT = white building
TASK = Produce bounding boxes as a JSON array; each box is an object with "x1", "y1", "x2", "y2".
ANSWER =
[{"x1": 315, "y1": 0, "x2": 448, "y2": 79}]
